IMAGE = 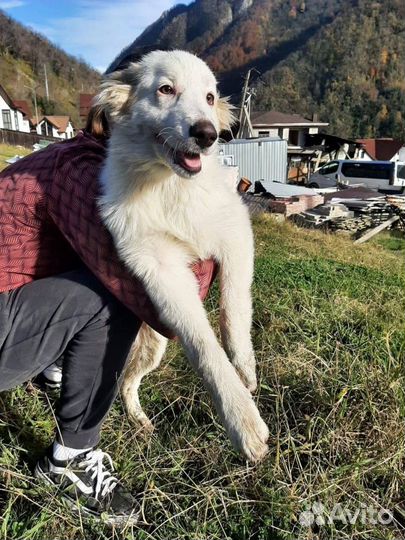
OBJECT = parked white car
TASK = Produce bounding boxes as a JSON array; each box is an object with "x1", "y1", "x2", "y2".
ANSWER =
[{"x1": 308, "y1": 160, "x2": 405, "y2": 191}]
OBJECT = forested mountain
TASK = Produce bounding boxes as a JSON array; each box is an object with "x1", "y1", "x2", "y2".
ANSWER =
[
  {"x1": 0, "y1": 11, "x2": 100, "y2": 125},
  {"x1": 121, "y1": 0, "x2": 405, "y2": 139}
]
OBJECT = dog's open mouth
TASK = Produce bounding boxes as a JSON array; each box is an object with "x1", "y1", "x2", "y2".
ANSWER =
[
  {"x1": 173, "y1": 150, "x2": 201, "y2": 174},
  {"x1": 155, "y1": 135, "x2": 202, "y2": 175}
]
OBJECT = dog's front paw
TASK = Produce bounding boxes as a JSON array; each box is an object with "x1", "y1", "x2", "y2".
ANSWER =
[{"x1": 221, "y1": 382, "x2": 269, "y2": 462}]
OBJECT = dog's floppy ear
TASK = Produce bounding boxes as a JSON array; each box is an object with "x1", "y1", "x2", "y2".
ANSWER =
[
  {"x1": 94, "y1": 64, "x2": 139, "y2": 120},
  {"x1": 217, "y1": 96, "x2": 237, "y2": 141}
]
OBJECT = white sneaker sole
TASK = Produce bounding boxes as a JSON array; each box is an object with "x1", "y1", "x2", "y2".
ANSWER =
[{"x1": 34, "y1": 462, "x2": 140, "y2": 528}]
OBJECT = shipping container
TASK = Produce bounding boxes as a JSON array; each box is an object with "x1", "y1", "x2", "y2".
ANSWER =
[{"x1": 219, "y1": 137, "x2": 288, "y2": 190}]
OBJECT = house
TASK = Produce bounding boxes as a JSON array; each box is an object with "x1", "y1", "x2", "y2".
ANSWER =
[
  {"x1": 0, "y1": 85, "x2": 31, "y2": 133},
  {"x1": 249, "y1": 110, "x2": 329, "y2": 183},
  {"x1": 250, "y1": 110, "x2": 329, "y2": 150},
  {"x1": 356, "y1": 138, "x2": 405, "y2": 162},
  {"x1": 36, "y1": 116, "x2": 75, "y2": 139},
  {"x1": 12, "y1": 100, "x2": 34, "y2": 132}
]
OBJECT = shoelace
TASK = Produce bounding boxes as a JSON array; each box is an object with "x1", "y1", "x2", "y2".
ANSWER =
[{"x1": 78, "y1": 449, "x2": 119, "y2": 499}]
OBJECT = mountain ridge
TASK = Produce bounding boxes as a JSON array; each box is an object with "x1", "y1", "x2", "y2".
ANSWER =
[
  {"x1": 122, "y1": 0, "x2": 405, "y2": 139},
  {"x1": 0, "y1": 10, "x2": 100, "y2": 126}
]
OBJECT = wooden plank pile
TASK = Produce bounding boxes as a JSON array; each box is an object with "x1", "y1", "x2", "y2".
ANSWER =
[
  {"x1": 242, "y1": 184, "x2": 405, "y2": 240},
  {"x1": 328, "y1": 197, "x2": 395, "y2": 232}
]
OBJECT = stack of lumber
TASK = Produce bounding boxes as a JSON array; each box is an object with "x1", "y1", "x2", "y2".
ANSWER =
[
  {"x1": 328, "y1": 196, "x2": 395, "y2": 232},
  {"x1": 386, "y1": 194, "x2": 405, "y2": 214}
]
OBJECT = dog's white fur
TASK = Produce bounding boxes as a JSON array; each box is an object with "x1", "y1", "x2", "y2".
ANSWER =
[{"x1": 96, "y1": 50, "x2": 269, "y2": 462}]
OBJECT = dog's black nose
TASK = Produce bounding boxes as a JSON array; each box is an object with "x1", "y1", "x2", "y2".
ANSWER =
[{"x1": 189, "y1": 120, "x2": 217, "y2": 148}]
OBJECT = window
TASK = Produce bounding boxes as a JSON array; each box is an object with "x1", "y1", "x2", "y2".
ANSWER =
[
  {"x1": 2, "y1": 109, "x2": 12, "y2": 130},
  {"x1": 318, "y1": 162, "x2": 339, "y2": 175},
  {"x1": 397, "y1": 164, "x2": 405, "y2": 180},
  {"x1": 289, "y1": 130, "x2": 299, "y2": 146},
  {"x1": 341, "y1": 162, "x2": 392, "y2": 180},
  {"x1": 258, "y1": 130, "x2": 269, "y2": 138},
  {"x1": 14, "y1": 111, "x2": 19, "y2": 131}
]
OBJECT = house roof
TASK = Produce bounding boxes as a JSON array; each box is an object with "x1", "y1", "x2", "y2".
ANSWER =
[
  {"x1": 13, "y1": 100, "x2": 33, "y2": 119},
  {"x1": 251, "y1": 110, "x2": 328, "y2": 127},
  {"x1": 357, "y1": 138, "x2": 404, "y2": 161},
  {"x1": 0, "y1": 84, "x2": 16, "y2": 110},
  {"x1": 41, "y1": 115, "x2": 73, "y2": 133},
  {"x1": 79, "y1": 93, "x2": 95, "y2": 117}
]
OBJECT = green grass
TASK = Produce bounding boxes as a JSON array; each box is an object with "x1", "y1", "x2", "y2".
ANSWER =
[
  {"x1": 1, "y1": 217, "x2": 405, "y2": 539},
  {"x1": 0, "y1": 144, "x2": 31, "y2": 172}
]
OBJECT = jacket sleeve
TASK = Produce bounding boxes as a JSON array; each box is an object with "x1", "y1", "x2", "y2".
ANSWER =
[{"x1": 46, "y1": 146, "x2": 217, "y2": 338}]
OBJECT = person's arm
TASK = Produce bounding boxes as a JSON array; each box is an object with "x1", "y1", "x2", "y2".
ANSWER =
[{"x1": 46, "y1": 148, "x2": 216, "y2": 338}]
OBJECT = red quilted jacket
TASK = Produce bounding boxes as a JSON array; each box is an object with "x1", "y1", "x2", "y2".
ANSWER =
[{"x1": 0, "y1": 130, "x2": 216, "y2": 337}]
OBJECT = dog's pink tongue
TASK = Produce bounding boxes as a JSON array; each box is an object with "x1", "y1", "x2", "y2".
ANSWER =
[{"x1": 180, "y1": 152, "x2": 201, "y2": 173}]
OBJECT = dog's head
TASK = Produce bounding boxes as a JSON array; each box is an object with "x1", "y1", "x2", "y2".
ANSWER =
[{"x1": 94, "y1": 50, "x2": 235, "y2": 178}]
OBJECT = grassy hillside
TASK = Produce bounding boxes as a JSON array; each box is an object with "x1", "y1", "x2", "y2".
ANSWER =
[
  {"x1": 0, "y1": 11, "x2": 100, "y2": 126},
  {"x1": 1, "y1": 218, "x2": 404, "y2": 539}
]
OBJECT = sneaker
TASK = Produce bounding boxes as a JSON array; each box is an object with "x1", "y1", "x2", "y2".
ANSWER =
[
  {"x1": 41, "y1": 362, "x2": 63, "y2": 391},
  {"x1": 33, "y1": 363, "x2": 63, "y2": 396},
  {"x1": 34, "y1": 447, "x2": 140, "y2": 527}
]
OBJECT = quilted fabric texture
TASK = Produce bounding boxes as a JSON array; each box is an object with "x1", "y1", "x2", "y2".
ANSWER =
[{"x1": 0, "y1": 131, "x2": 216, "y2": 337}]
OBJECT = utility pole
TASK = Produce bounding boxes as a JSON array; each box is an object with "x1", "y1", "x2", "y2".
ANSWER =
[
  {"x1": 33, "y1": 88, "x2": 39, "y2": 124},
  {"x1": 44, "y1": 64, "x2": 49, "y2": 101},
  {"x1": 239, "y1": 69, "x2": 252, "y2": 125},
  {"x1": 23, "y1": 83, "x2": 39, "y2": 124},
  {"x1": 238, "y1": 69, "x2": 254, "y2": 138}
]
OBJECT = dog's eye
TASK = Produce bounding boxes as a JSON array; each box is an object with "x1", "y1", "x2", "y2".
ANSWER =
[
  {"x1": 159, "y1": 85, "x2": 175, "y2": 95},
  {"x1": 206, "y1": 93, "x2": 215, "y2": 105}
]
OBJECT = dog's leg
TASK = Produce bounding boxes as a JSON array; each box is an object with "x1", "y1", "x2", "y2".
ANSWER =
[
  {"x1": 217, "y1": 209, "x2": 257, "y2": 392},
  {"x1": 122, "y1": 323, "x2": 168, "y2": 431},
  {"x1": 121, "y1": 237, "x2": 269, "y2": 462}
]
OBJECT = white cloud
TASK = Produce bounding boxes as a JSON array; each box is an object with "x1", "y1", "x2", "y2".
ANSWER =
[
  {"x1": 0, "y1": 0, "x2": 25, "y2": 8},
  {"x1": 26, "y1": 0, "x2": 179, "y2": 72}
]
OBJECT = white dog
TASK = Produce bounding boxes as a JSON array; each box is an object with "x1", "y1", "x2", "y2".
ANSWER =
[{"x1": 95, "y1": 50, "x2": 269, "y2": 462}]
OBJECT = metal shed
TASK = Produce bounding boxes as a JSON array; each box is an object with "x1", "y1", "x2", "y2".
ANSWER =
[{"x1": 219, "y1": 137, "x2": 288, "y2": 190}]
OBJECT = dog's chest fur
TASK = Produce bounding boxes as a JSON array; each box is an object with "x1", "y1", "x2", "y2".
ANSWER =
[{"x1": 100, "y1": 155, "x2": 241, "y2": 262}]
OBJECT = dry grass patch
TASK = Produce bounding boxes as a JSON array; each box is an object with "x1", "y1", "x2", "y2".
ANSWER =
[{"x1": 1, "y1": 217, "x2": 405, "y2": 539}]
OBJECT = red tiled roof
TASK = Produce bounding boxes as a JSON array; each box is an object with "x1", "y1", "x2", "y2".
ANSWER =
[
  {"x1": 41, "y1": 115, "x2": 73, "y2": 134},
  {"x1": 13, "y1": 99, "x2": 33, "y2": 119},
  {"x1": 357, "y1": 138, "x2": 404, "y2": 161}
]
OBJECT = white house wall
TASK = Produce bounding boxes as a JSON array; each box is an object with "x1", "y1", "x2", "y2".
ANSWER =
[
  {"x1": 65, "y1": 122, "x2": 75, "y2": 139},
  {"x1": 0, "y1": 96, "x2": 21, "y2": 131},
  {"x1": 15, "y1": 110, "x2": 30, "y2": 133}
]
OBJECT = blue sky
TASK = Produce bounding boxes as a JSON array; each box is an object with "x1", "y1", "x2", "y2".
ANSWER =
[{"x1": 0, "y1": 0, "x2": 189, "y2": 72}]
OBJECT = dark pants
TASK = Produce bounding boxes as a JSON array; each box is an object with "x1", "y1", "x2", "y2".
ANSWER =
[{"x1": 0, "y1": 268, "x2": 141, "y2": 448}]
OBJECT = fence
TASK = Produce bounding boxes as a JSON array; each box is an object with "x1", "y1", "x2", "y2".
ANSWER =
[{"x1": 0, "y1": 128, "x2": 58, "y2": 149}]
